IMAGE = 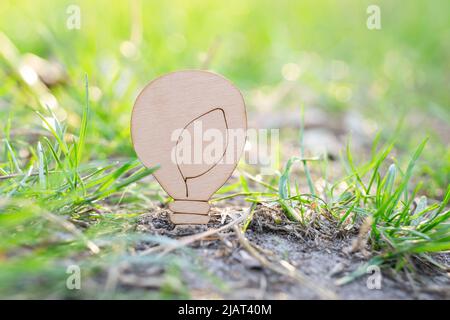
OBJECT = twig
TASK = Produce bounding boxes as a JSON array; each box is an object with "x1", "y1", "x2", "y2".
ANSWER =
[
  {"x1": 200, "y1": 37, "x2": 221, "y2": 69},
  {"x1": 240, "y1": 171, "x2": 279, "y2": 192},
  {"x1": 41, "y1": 211, "x2": 100, "y2": 254},
  {"x1": 0, "y1": 170, "x2": 62, "y2": 180},
  {"x1": 233, "y1": 225, "x2": 338, "y2": 300},
  {"x1": 139, "y1": 207, "x2": 252, "y2": 256},
  {"x1": 211, "y1": 192, "x2": 276, "y2": 202}
]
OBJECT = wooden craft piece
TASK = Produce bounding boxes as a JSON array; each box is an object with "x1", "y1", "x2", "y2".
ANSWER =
[{"x1": 131, "y1": 70, "x2": 247, "y2": 224}]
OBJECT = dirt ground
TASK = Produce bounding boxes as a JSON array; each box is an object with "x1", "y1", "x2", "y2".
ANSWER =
[
  {"x1": 112, "y1": 108, "x2": 450, "y2": 300},
  {"x1": 133, "y1": 205, "x2": 450, "y2": 300}
]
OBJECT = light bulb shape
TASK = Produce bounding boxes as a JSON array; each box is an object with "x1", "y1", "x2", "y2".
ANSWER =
[{"x1": 131, "y1": 70, "x2": 247, "y2": 224}]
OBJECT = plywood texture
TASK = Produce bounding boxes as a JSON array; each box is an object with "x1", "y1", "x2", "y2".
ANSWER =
[{"x1": 131, "y1": 70, "x2": 247, "y2": 224}]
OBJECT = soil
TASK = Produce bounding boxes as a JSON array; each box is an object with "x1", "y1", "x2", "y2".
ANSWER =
[
  {"x1": 134, "y1": 205, "x2": 450, "y2": 300},
  {"x1": 122, "y1": 110, "x2": 450, "y2": 300}
]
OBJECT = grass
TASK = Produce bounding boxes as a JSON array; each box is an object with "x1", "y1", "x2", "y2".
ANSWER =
[
  {"x1": 230, "y1": 126, "x2": 450, "y2": 278},
  {"x1": 0, "y1": 81, "x2": 448, "y2": 300},
  {"x1": 0, "y1": 0, "x2": 448, "y2": 298},
  {"x1": 218, "y1": 118, "x2": 449, "y2": 283},
  {"x1": 0, "y1": 78, "x2": 164, "y2": 298}
]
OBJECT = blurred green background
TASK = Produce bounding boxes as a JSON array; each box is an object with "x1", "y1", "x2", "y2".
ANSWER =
[
  {"x1": 1, "y1": 0, "x2": 449, "y2": 196},
  {"x1": 0, "y1": 0, "x2": 449, "y2": 300}
]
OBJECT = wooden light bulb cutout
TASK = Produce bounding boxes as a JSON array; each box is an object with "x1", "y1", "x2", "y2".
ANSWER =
[{"x1": 131, "y1": 70, "x2": 247, "y2": 224}]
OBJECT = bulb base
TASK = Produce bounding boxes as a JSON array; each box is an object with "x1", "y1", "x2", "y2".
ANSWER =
[
  {"x1": 168, "y1": 200, "x2": 210, "y2": 224},
  {"x1": 169, "y1": 212, "x2": 210, "y2": 225}
]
